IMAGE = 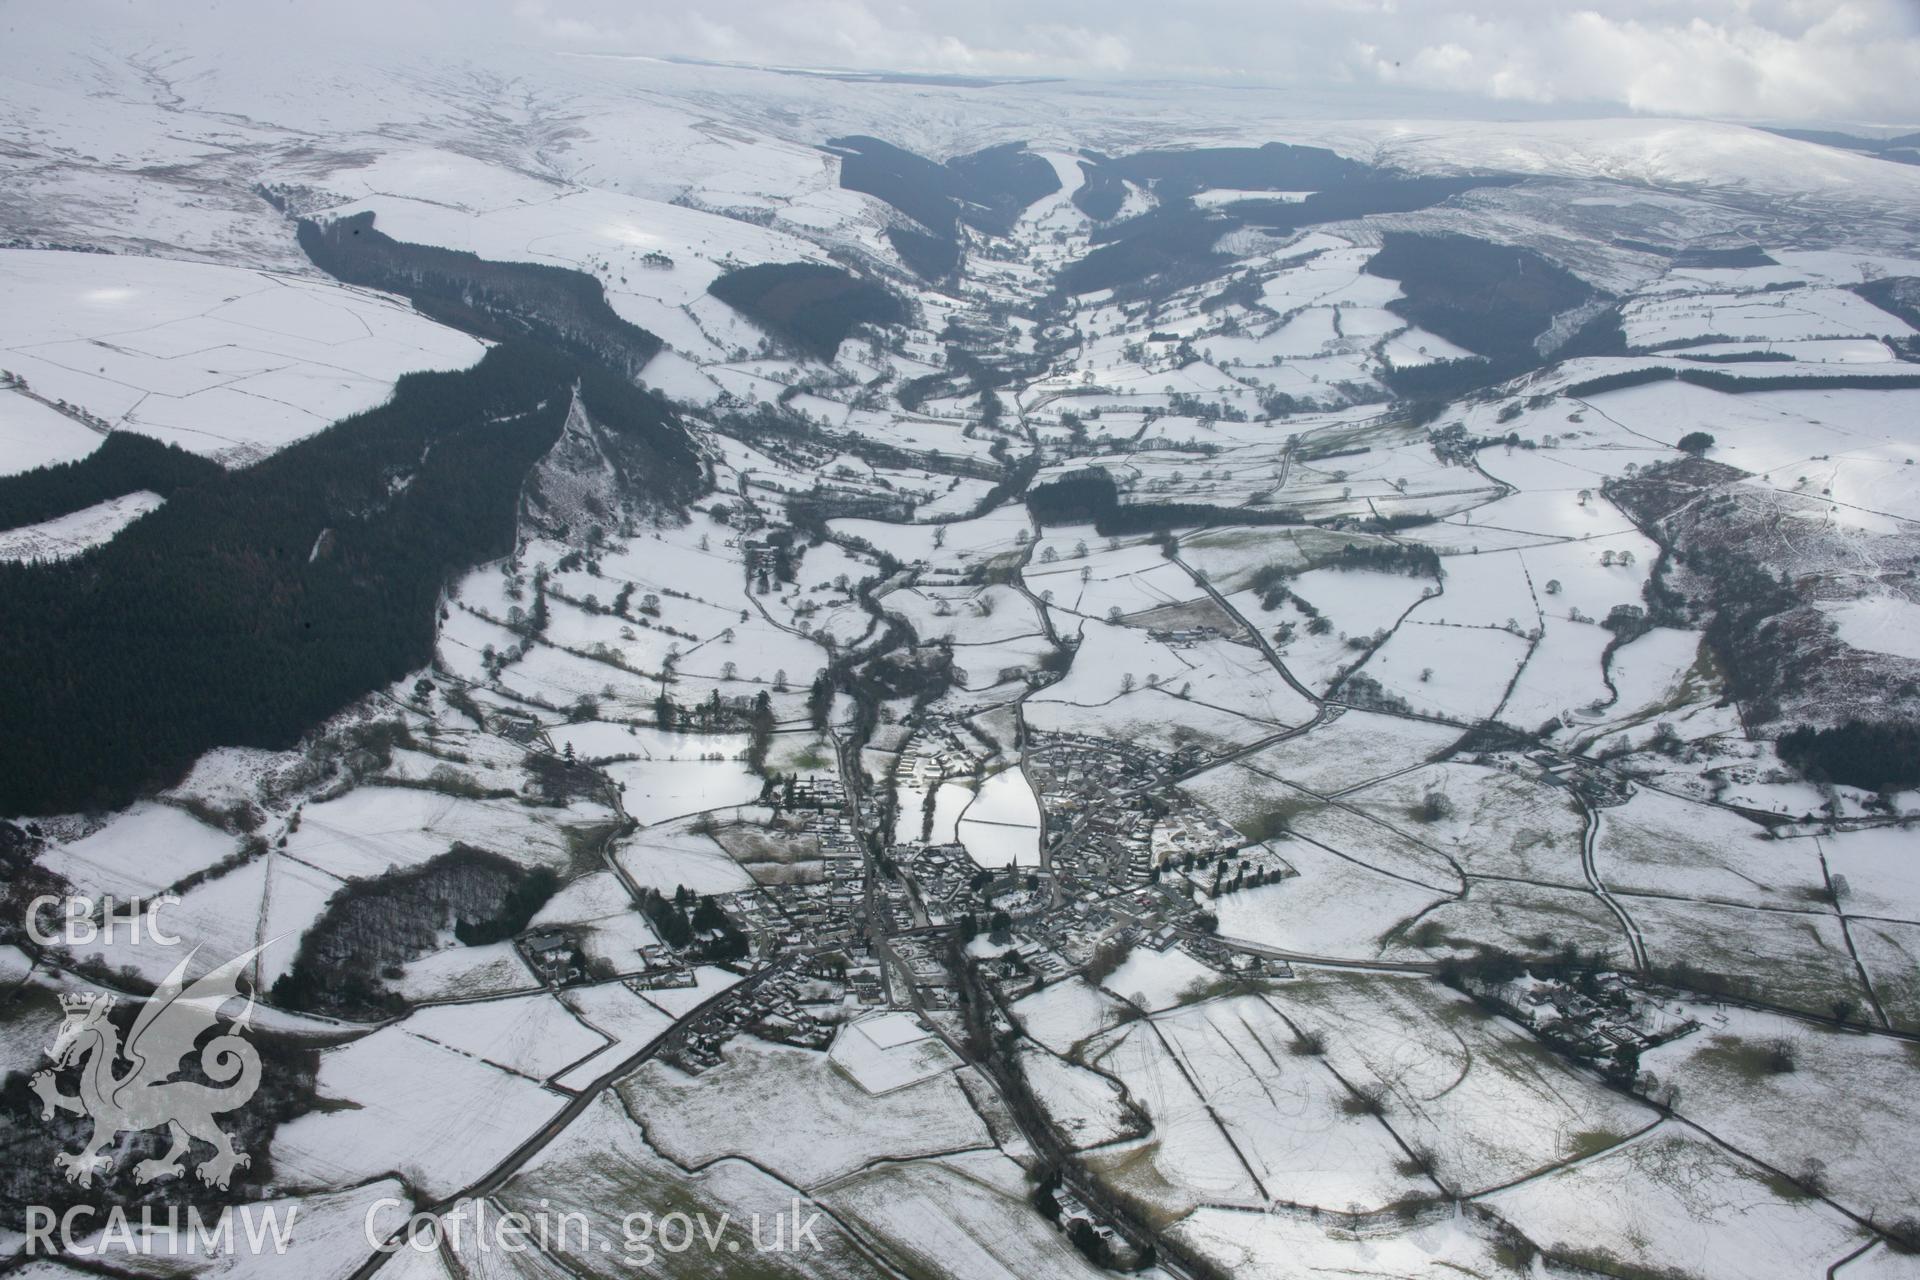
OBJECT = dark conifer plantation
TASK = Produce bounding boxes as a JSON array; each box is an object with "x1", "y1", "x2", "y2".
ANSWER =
[
  {"x1": 0, "y1": 343, "x2": 697, "y2": 815},
  {"x1": 0, "y1": 433, "x2": 221, "y2": 531}
]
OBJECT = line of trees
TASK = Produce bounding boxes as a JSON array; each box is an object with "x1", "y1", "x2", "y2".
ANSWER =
[
  {"x1": 1026, "y1": 467, "x2": 1306, "y2": 535},
  {"x1": 1324, "y1": 541, "x2": 1441, "y2": 578},
  {"x1": 639, "y1": 885, "x2": 749, "y2": 960},
  {"x1": 1777, "y1": 721, "x2": 1920, "y2": 793}
]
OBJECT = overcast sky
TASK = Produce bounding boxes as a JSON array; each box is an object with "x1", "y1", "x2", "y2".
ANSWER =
[
  {"x1": 495, "y1": 0, "x2": 1918, "y2": 124},
  {"x1": 46, "y1": 0, "x2": 1919, "y2": 126}
]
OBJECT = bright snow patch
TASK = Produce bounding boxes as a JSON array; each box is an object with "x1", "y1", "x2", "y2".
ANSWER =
[
  {"x1": 1817, "y1": 596, "x2": 1920, "y2": 661},
  {"x1": 0, "y1": 250, "x2": 484, "y2": 466},
  {"x1": 0, "y1": 489, "x2": 161, "y2": 562}
]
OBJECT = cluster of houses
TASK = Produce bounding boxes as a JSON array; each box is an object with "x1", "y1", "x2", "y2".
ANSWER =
[
  {"x1": 1049, "y1": 1187, "x2": 1135, "y2": 1261},
  {"x1": 888, "y1": 935, "x2": 957, "y2": 1011},
  {"x1": 704, "y1": 775, "x2": 877, "y2": 956},
  {"x1": 519, "y1": 931, "x2": 586, "y2": 985},
  {"x1": 1184, "y1": 932, "x2": 1293, "y2": 979},
  {"x1": 519, "y1": 927, "x2": 699, "y2": 990},
  {"x1": 774, "y1": 778, "x2": 868, "y2": 866},
  {"x1": 1146, "y1": 624, "x2": 1230, "y2": 648},
  {"x1": 1500, "y1": 972, "x2": 1699, "y2": 1066},
  {"x1": 894, "y1": 842, "x2": 984, "y2": 928},
  {"x1": 1149, "y1": 808, "x2": 1245, "y2": 870},
  {"x1": 973, "y1": 935, "x2": 1074, "y2": 998},
  {"x1": 716, "y1": 851, "x2": 869, "y2": 960},
  {"x1": 1521, "y1": 748, "x2": 1634, "y2": 806},
  {"x1": 899, "y1": 724, "x2": 978, "y2": 776},
  {"x1": 657, "y1": 958, "x2": 881, "y2": 1074},
  {"x1": 1027, "y1": 731, "x2": 1209, "y2": 891}
]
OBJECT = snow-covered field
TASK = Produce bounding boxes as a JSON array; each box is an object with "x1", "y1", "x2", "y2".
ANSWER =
[
  {"x1": 1018, "y1": 1041, "x2": 1137, "y2": 1147},
  {"x1": 273, "y1": 1026, "x2": 568, "y2": 1197},
  {"x1": 623, "y1": 1036, "x2": 985, "y2": 1188},
  {"x1": 283, "y1": 786, "x2": 606, "y2": 879},
  {"x1": 1171, "y1": 1203, "x2": 1516, "y2": 1280},
  {"x1": 402, "y1": 992, "x2": 607, "y2": 1083},
  {"x1": 1013, "y1": 977, "x2": 1132, "y2": 1055},
  {"x1": 0, "y1": 251, "x2": 484, "y2": 468},
  {"x1": 1639, "y1": 1005, "x2": 1920, "y2": 1225},
  {"x1": 0, "y1": 387, "x2": 104, "y2": 475},
  {"x1": 35, "y1": 801, "x2": 241, "y2": 899},
  {"x1": 1483, "y1": 1123, "x2": 1870, "y2": 1280},
  {"x1": 956, "y1": 767, "x2": 1042, "y2": 867},
  {"x1": 829, "y1": 1011, "x2": 966, "y2": 1094},
  {"x1": 1147, "y1": 992, "x2": 1431, "y2": 1210},
  {"x1": 822, "y1": 1150, "x2": 1116, "y2": 1280},
  {"x1": 1211, "y1": 837, "x2": 1454, "y2": 959},
  {"x1": 7, "y1": 12, "x2": 1920, "y2": 1277},
  {"x1": 1269, "y1": 973, "x2": 1655, "y2": 1192}
]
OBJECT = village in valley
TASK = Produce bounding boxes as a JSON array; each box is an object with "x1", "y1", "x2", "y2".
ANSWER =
[{"x1": 4, "y1": 19, "x2": 1920, "y2": 1278}]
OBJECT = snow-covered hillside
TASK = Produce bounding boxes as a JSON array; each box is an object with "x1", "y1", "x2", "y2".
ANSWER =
[{"x1": 3, "y1": 11, "x2": 1920, "y2": 1280}]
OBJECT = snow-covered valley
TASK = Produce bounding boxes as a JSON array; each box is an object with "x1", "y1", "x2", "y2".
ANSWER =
[{"x1": 3, "y1": 10, "x2": 1920, "y2": 1279}]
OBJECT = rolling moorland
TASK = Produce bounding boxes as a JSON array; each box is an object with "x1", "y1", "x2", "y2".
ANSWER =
[{"x1": 3, "y1": 15, "x2": 1920, "y2": 1280}]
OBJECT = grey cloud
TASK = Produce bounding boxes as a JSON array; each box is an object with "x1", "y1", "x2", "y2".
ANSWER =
[
  {"x1": 83, "y1": 0, "x2": 1920, "y2": 124},
  {"x1": 503, "y1": 0, "x2": 1920, "y2": 122}
]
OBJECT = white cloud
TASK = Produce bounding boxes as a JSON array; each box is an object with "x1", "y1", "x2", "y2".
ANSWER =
[
  {"x1": 1343, "y1": 4, "x2": 1920, "y2": 120},
  {"x1": 524, "y1": 0, "x2": 1920, "y2": 122},
  {"x1": 85, "y1": 0, "x2": 1920, "y2": 124}
]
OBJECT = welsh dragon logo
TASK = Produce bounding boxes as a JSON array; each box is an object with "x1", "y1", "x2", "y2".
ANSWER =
[{"x1": 32, "y1": 946, "x2": 265, "y2": 1189}]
